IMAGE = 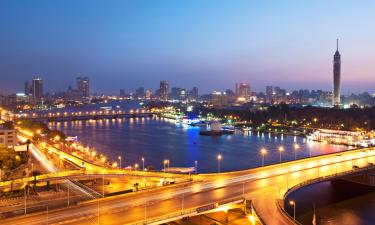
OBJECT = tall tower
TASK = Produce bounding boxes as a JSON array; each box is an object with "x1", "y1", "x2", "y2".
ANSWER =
[{"x1": 333, "y1": 39, "x2": 341, "y2": 107}]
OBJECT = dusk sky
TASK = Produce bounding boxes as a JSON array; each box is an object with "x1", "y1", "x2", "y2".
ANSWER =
[{"x1": 0, "y1": 0, "x2": 374, "y2": 94}]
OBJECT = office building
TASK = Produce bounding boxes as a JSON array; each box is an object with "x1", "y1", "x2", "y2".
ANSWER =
[
  {"x1": 32, "y1": 77, "x2": 43, "y2": 99},
  {"x1": 76, "y1": 77, "x2": 90, "y2": 97}
]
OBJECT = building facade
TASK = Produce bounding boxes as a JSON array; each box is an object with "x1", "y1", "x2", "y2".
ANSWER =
[{"x1": 0, "y1": 126, "x2": 17, "y2": 148}]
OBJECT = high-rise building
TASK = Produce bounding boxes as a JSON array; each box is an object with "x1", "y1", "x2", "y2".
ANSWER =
[
  {"x1": 24, "y1": 81, "x2": 31, "y2": 96},
  {"x1": 333, "y1": 39, "x2": 341, "y2": 107},
  {"x1": 32, "y1": 77, "x2": 43, "y2": 99},
  {"x1": 159, "y1": 80, "x2": 169, "y2": 101},
  {"x1": 135, "y1": 87, "x2": 145, "y2": 98},
  {"x1": 266, "y1": 86, "x2": 273, "y2": 103},
  {"x1": 76, "y1": 77, "x2": 90, "y2": 97},
  {"x1": 235, "y1": 83, "x2": 250, "y2": 99}
]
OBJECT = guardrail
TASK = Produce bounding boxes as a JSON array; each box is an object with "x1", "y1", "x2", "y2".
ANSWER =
[{"x1": 127, "y1": 196, "x2": 244, "y2": 225}]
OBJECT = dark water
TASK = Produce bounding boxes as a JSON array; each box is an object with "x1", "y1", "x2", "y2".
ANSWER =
[
  {"x1": 48, "y1": 116, "x2": 347, "y2": 173},
  {"x1": 285, "y1": 180, "x2": 375, "y2": 225}
]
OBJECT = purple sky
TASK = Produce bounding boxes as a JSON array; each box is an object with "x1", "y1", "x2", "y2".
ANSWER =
[{"x1": 0, "y1": 1, "x2": 375, "y2": 94}]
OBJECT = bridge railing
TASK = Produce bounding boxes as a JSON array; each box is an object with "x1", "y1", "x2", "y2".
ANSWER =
[
  {"x1": 277, "y1": 165, "x2": 375, "y2": 224},
  {"x1": 127, "y1": 196, "x2": 244, "y2": 225}
]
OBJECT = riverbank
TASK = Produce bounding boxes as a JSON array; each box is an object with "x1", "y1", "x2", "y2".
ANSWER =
[{"x1": 285, "y1": 179, "x2": 375, "y2": 225}]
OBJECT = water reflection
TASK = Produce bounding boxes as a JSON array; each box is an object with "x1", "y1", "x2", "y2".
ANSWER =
[{"x1": 48, "y1": 117, "x2": 348, "y2": 173}]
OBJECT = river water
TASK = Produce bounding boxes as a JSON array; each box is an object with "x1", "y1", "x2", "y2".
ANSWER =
[{"x1": 47, "y1": 115, "x2": 347, "y2": 173}]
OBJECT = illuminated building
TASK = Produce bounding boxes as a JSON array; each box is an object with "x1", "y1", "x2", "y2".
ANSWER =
[
  {"x1": 211, "y1": 91, "x2": 229, "y2": 107},
  {"x1": 32, "y1": 77, "x2": 43, "y2": 99},
  {"x1": 333, "y1": 39, "x2": 341, "y2": 107},
  {"x1": 235, "y1": 82, "x2": 250, "y2": 101},
  {"x1": 159, "y1": 80, "x2": 169, "y2": 101}
]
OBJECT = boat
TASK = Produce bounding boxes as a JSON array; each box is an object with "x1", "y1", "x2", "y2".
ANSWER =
[{"x1": 199, "y1": 121, "x2": 234, "y2": 136}]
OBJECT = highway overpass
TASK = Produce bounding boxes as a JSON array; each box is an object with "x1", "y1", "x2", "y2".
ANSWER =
[{"x1": 1, "y1": 147, "x2": 374, "y2": 225}]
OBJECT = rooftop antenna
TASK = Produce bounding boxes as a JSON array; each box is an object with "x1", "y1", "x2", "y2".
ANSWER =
[{"x1": 336, "y1": 38, "x2": 339, "y2": 51}]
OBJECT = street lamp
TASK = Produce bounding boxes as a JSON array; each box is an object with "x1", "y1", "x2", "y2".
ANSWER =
[
  {"x1": 260, "y1": 148, "x2": 267, "y2": 166},
  {"x1": 163, "y1": 160, "x2": 168, "y2": 172},
  {"x1": 217, "y1": 154, "x2": 222, "y2": 173},
  {"x1": 195, "y1": 160, "x2": 198, "y2": 174},
  {"x1": 135, "y1": 163, "x2": 139, "y2": 170},
  {"x1": 293, "y1": 144, "x2": 299, "y2": 160},
  {"x1": 24, "y1": 182, "x2": 27, "y2": 215},
  {"x1": 118, "y1": 156, "x2": 122, "y2": 169},
  {"x1": 289, "y1": 200, "x2": 296, "y2": 224},
  {"x1": 278, "y1": 146, "x2": 284, "y2": 163},
  {"x1": 142, "y1": 157, "x2": 145, "y2": 170}
]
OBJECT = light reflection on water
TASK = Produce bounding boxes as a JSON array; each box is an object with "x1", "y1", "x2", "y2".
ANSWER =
[{"x1": 48, "y1": 117, "x2": 348, "y2": 173}]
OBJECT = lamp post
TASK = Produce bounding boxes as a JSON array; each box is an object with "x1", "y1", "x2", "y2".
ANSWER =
[
  {"x1": 278, "y1": 146, "x2": 284, "y2": 163},
  {"x1": 24, "y1": 183, "x2": 27, "y2": 215},
  {"x1": 260, "y1": 148, "x2": 267, "y2": 166},
  {"x1": 195, "y1": 160, "x2": 198, "y2": 174},
  {"x1": 142, "y1": 157, "x2": 145, "y2": 170},
  {"x1": 102, "y1": 169, "x2": 105, "y2": 197},
  {"x1": 135, "y1": 163, "x2": 139, "y2": 170},
  {"x1": 217, "y1": 154, "x2": 222, "y2": 173},
  {"x1": 293, "y1": 144, "x2": 299, "y2": 160},
  {"x1": 118, "y1": 156, "x2": 122, "y2": 169},
  {"x1": 289, "y1": 200, "x2": 296, "y2": 224}
]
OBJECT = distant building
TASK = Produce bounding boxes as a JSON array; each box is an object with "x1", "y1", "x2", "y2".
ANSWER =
[
  {"x1": 135, "y1": 87, "x2": 145, "y2": 98},
  {"x1": 120, "y1": 89, "x2": 126, "y2": 97},
  {"x1": 76, "y1": 77, "x2": 90, "y2": 97},
  {"x1": 159, "y1": 80, "x2": 169, "y2": 101},
  {"x1": 211, "y1": 91, "x2": 229, "y2": 107},
  {"x1": 333, "y1": 39, "x2": 341, "y2": 107},
  {"x1": 32, "y1": 77, "x2": 43, "y2": 99},
  {"x1": 65, "y1": 86, "x2": 83, "y2": 101},
  {"x1": 266, "y1": 86, "x2": 273, "y2": 103},
  {"x1": 0, "y1": 125, "x2": 17, "y2": 148},
  {"x1": 188, "y1": 87, "x2": 199, "y2": 101},
  {"x1": 145, "y1": 89, "x2": 152, "y2": 99},
  {"x1": 235, "y1": 83, "x2": 250, "y2": 100},
  {"x1": 24, "y1": 81, "x2": 31, "y2": 96}
]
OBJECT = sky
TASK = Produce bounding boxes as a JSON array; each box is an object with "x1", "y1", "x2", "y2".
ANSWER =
[{"x1": 0, "y1": 0, "x2": 375, "y2": 94}]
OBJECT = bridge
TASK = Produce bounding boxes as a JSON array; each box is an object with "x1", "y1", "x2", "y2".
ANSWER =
[
  {"x1": 1, "y1": 146, "x2": 374, "y2": 225},
  {"x1": 10, "y1": 109, "x2": 160, "y2": 121}
]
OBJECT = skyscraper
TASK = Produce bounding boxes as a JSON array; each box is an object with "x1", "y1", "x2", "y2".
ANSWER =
[
  {"x1": 159, "y1": 80, "x2": 169, "y2": 101},
  {"x1": 333, "y1": 39, "x2": 341, "y2": 107},
  {"x1": 32, "y1": 77, "x2": 43, "y2": 99},
  {"x1": 76, "y1": 77, "x2": 90, "y2": 97},
  {"x1": 266, "y1": 86, "x2": 273, "y2": 103},
  {"x1": 24, "y1": 81, "x2": 31, "y2": 96},
  {"x1": 235, "y1": 83, "x2": 250, "y2": 99}
]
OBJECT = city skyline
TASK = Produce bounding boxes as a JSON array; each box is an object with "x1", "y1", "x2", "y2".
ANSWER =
[{"x1": 1, "y1": 1, "x2": 375, "y2": 94}]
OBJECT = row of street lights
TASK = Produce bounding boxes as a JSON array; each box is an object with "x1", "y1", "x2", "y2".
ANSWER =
[
  {"x1": 114, "y1": 143, "x2": 301, "y2": 174},
  {"x1": 260, "y1": 144, "x2": 300, "y2": 166},
  {"x1": 117, "y1": 156, "x2": 145, "y2": 170}
]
